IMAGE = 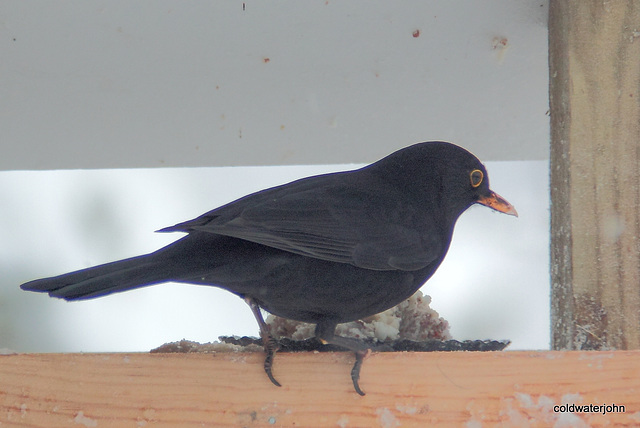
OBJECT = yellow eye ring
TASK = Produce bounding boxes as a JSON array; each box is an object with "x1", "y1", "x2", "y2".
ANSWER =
[{"x1": 470, "y1": 169, "x2": 483, "y2": 188}]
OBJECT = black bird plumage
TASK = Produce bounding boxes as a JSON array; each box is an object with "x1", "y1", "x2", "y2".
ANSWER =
[{"x1": 20, "y1": 141, "x2": 517, "y2": 395}]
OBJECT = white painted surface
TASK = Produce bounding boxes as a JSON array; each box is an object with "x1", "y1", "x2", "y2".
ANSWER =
[{"x1": 1, "y1": 1, "x2": 548, "y2": 170}]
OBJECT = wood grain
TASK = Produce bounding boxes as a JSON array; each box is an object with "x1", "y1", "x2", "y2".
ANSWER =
[
  {"x1": 549, "y1": 0, "x2": 640, "y2": 350},
  {"x1": 2, "y1": 351, "x2": 640, "y2": 426}
]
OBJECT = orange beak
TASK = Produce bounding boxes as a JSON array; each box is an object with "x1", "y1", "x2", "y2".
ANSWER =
[{"x1": 477, "y1": 191, "x2": 518, "y2": 217}]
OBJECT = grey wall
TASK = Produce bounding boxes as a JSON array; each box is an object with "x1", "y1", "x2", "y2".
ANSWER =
[{"x1": 1, "y1": 1, "x2": 548, "y2": 171}]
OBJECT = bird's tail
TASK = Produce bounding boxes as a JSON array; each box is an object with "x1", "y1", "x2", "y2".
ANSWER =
[
  {"x1": 20, "y1": 233, "x2": 248, "y2": 301},
  {"x1": 20, "y1": 253, "x2": 172, "y2": 301}
]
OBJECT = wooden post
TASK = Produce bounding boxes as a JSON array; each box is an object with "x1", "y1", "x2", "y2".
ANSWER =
[{"x1": 549, "y1": 0, "x2": 640, "y2": 350}]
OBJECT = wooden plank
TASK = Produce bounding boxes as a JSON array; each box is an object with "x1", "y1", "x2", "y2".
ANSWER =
[
  {"x1": 549, "y1": 1, "x2": 640, "y2": 350},
  {"x1": 2, "y1": 351, "x2": 640, "y2": 426}
]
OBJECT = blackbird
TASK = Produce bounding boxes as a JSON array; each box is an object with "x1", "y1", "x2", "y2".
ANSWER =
[{"x1": 20, "y1": 141, "x2": 517, "y2": 395}]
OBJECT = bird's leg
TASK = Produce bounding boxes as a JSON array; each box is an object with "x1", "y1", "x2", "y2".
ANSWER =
[
  {"x1": 315, "y1": 321, "x2": 371, "y2": 396},
  {"x1": 350, "y1": 348, "x2": 372, "y2": 395},
  {"x1": 245, "y1": 297, "x2": 281, "y2": 387}
]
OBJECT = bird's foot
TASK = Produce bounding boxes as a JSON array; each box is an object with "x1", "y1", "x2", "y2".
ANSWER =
[
  {"x1": 245, "y1": 297, "x2": 282, "y2": 388},
  {"x1": 315, "y1": 321, "x2": 372, "y2": 395},
  {"x1": 263, "y1": 333, "x2": 281, "y2": 387},
  {"x1": 351, "y1": 348, "x2": 371, "y2": 396}
]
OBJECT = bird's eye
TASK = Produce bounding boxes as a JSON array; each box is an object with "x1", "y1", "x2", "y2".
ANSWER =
[{"x1": 470, "y1": 169, "x2": 483, "y2": 188}]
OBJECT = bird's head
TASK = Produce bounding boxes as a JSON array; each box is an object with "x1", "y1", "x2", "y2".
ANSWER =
[{"x1": 371, "y1": 141, "x2": 518, "y2": 221}]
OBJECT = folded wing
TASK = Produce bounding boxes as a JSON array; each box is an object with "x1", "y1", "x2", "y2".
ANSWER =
[{"x1": 159, "y1": 173, "x2": 442, "y2": 271}]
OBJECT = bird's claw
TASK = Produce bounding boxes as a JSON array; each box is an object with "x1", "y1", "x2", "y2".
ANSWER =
[
  {"x1": 245, "y1": 297, "x2": 283, "y2": 387},
  {"x1": 351, "y1": 349, "x2": 371, "y2": 396},
  {"x1": 263, "y1": 334, "x2": 281, "y2": 387}
]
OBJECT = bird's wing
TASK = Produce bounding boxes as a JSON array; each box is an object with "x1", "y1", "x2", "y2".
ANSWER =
[{"x1": 159, "y1": 176, "x2": 443, "y2": 271}]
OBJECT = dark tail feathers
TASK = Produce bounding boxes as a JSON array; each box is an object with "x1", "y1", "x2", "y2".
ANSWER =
[{"x1": 20, "y1": 253, "x2": 169, "y2": 301}]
